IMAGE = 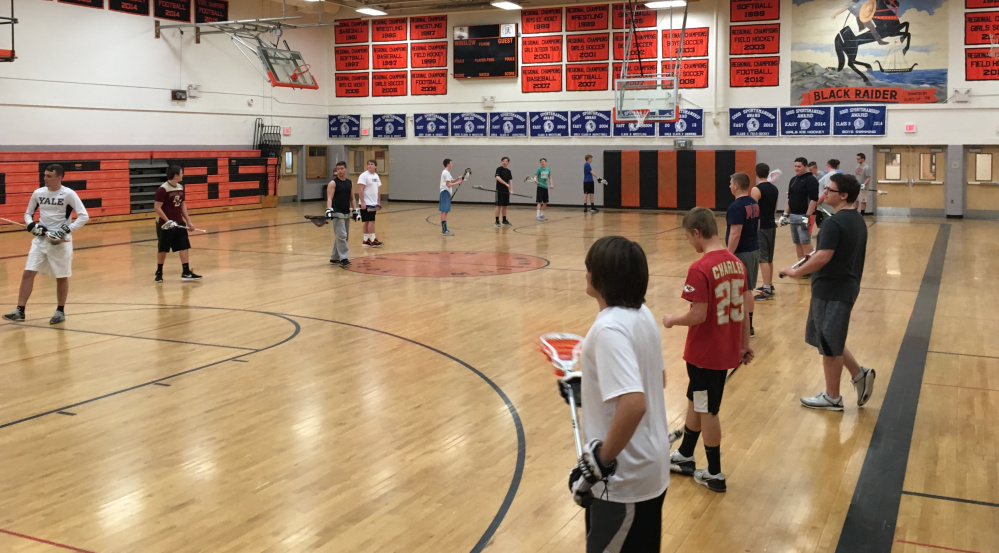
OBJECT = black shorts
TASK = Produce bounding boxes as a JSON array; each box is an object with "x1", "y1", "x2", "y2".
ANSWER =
[
  {"x1": 156, "y1": 223, "x2": 191, "y2": 253},
  {"x1": 496, "y1": 188, "x2": 510, "y2": 206},
  {"x1": 583, "y1": 181, "x2": 595, "y2": 194},
  {"x1": 805, "y1": 297, "x2": 853, "y2": 357},
  {"x1": 536, "y1": 187, "x2": 550, "y2": 204},
  {"x1": 360, "y1": 209, "x2": 376, "y2": 222},
  {"x1": 585, "y1": 490, "x2": 666, "y2": 553},
  {"x1": 686, "y1": 362, "x2": 728, "y2": 415}
]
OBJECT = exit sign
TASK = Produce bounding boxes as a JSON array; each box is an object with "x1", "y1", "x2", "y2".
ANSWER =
[
  {"x1": 282, "y1": 127, "x2": 292, "y2": 136},
  {"x1": 904, "y1": 124, "x2": 916, "y2": 133}
]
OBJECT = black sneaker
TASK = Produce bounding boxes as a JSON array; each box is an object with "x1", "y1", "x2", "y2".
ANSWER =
[
  {"x1": 3, "y1": 309, "x2": 25, "y2": 322},
  {"x1": 693, "y1": 469, "x2": 727, "y2": 493},
  {"x1": 590, "y1": 206, "x2": 599, "y2": 213},
  {"x1": 154, "y1": 271, "x2": 163, "y2": 283},
  {"x1": 330, "y1": 259, "x2": 339, "y2": 265},
  {"x1": 502, "y1": 220, "x2": 512, "y2": 226},
  {"x1": 583, "y1": 207, "x2": 589, "y2": 213},
  {"x1": 181, "y1": 271, "x2": 203, "y2": 281},
  {"x1": 340, "y1": 259, "x2": 351, "y2": 267},
  {"x1": 669, "y1": 450, "x2": 696, "y2": 476}
]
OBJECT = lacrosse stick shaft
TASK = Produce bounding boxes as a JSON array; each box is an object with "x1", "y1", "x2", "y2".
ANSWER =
[
  {"x1": 0, "y1": 217, "x2": 26, "y2": 227},
  {"x1": 566, "y1": 385, "x2": 584, "y2": 458},
  {"x1": 472, "y1": 185, "x2": 533, "y2": 198}
]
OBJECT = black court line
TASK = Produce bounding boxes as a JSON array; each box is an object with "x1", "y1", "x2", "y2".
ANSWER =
[
  {"x1": 836, "y1": 224, "x2": 950, "y2": 553},
  {"x1": 927, "y1": 350, "x2": 999, "y2": 361},
  {"x1": 4, "y1": 323, "x2": 258, "y2": 351},
  {"x1": 901, "y1": 491, "x2": 999, "y2": 509},
  {"x1": 153, "y1": 382, "x2": 171, "y2": 387},
  {"x1": 56, "y1": 411, "x2": 75, "y2": 416},
  {"x1": 231, "y1": 359, "x2": 249, "y2": 363}
]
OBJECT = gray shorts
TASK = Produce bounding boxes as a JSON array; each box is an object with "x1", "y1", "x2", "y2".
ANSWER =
[
  {"x1": 735, "y1": 250, "x2": 759, "y2": 290},
  {"x1": 758, "y1": 227, "x2": 776, "y2": 263},
  {"x1": 789, "y1": 213, "x2": 811, "y2": 245},
  {"x1": 805, "y1": 297, "x2": 853, "y2": 357}
]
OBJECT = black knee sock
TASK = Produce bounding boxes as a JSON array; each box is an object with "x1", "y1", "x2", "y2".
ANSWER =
[
  {"x1": 56, "y1": 306, "x2": 65, "y2": 313},
  {"x1": 157, "y1": 264, "x2": 163, "y2": 272},
  {"x1": 495, "y1": 217, "x2": 500, "y2": 223},
  {"x1": 705, "y1": 445, "x2": 721, "y2": 475},
  {"x1": 16, "y1": 305, "x2": 25, "y2": 314},
  {"x1": 678, "y1": 426, "x2": 701, "y2": 457},
  {"x1": 749, "y1": 312, "x2": 754, "y2": 327},
  {"x1": 182, "y1": 263, "x2": 190, "y2": 273}
]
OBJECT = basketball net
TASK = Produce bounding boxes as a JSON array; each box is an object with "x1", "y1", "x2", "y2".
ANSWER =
[{"x1": 632, "y1": 109, "x2": 650, "y2": 127}]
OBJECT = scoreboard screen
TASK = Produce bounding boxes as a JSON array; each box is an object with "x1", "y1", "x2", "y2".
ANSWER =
[{"x1": 453, "y1": 24, "x2": 518, "y2": 79}]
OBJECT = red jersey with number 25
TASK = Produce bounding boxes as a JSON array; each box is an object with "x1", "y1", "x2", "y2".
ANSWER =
[{"x1": 681, "y1": 249, "x2": 747, "y2": 370}]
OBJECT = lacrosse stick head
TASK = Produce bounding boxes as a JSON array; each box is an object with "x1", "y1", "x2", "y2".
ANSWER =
[
  {"x1": 524, "y1": 175, "x2": 535, "y2": 183},
  {"x1": 45, "y1": 232, "x2": 65, "y2": 244},
  {"x1": 768, "y1": 169, "x2": 783, "y2": 184},
  {"x1": 540, "y1": 333, "x2": 584, "y2": 380},
  {"x1": 596, "y1": 177, "x2": 608, "y2": 186},
  {"x1": 461, "y1": 168, "x2": 472, "y2": 180},
  {"x1": 304, "y1": 215, "x2": 330, "y2": 227}
]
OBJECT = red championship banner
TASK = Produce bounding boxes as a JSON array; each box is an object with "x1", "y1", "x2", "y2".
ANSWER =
[
  {"x1": 335, "y1": 46, "x2": 370, "y2": 71},
  {"x1": 730, "y1": 56, "x2": 779, "y2": 87},
  {"x1": 335, "y1": 19, "x2": 369, "y2": 44},
  {"x1": 662, "y1": 59, "x2": 710, "y2": 88},
  {"x1": 567, "y1": 33, "x2": 610, "y2": 62},
  {"x1": 372, "y1": 70, "x2": 408, "y2": 97},
  {"x1": 335, "y1": 72, "x2": 370, "y2": 97},
  {"x1": 730, "y1": 0, "x2": 779, "y2": 22},
  {"x1": 522, "y1": 35, "x2": 564, "y2": 64},
  {"x1": 612, "y1": 2, "x2": 656, "y2": 28},
  {"x1": 373, "y1": 17, "x2": 408, "y2": 42},
  {"x1": 730, "y1": 23, "x2": 780, "y2": 55},
  {"x1": 965, "y1": 11, "x2": 999, "y2": 45},
  {"x1": 566, "y1": 4, "x2": 609, "y2": 31},
  {"x1": 800, "y1": 87, "x2": 939, "y2": 104},
  {"x1": 411, "y1": 69, "x2": 448, "y2": 95},
  {"x1": 968, "y1": 0, "x2": 999, "y2": 8},
  {"x1": 662, "y1": 27, "x2": 709, "y2": 57},
  {"x1": 522, "y1": 8, "x2": 563, "y2": 34},
  {"x1": 410, "y1": 41, "x2": 447, "y2": 68},
  {"x1": 522, "y1": 65, "x2": 563, "y2": 93},
  {"x1": 566, "y1": 63, "x2": 609, "y2": 91},
  {"x1": 966, "y1": 48, "x2": 999, "y2": 80},
  {"x1": 613, "y1": 30, "x2": 657, "y2": 60},
  {"x1": 410, "y1": 15, "x2": 447, "y2": 40},
  {"x1": 372, "y1": 43, "x2": 408, "y2": 69},
  {"x1": 612, "y1": 61, "x2": 658, "y2": 87}
]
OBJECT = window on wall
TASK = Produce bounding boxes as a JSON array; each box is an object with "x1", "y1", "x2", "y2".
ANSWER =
[
  {"x1": 919, "y1": 153, "x2": 937, "y2": 181},
  {"x1": 976, "y1": 153, "x2": 993, "y2": 182},
  {"x1": 353, "y1": 150, "x2": 366, "y2": 173},
  {"x1": 884, "y1": 153, "x2": 902, "y2": 180},
  {"x1": 284, "y1": 151, "x2": 294, "y2": 174},
  {"x1": 306, "y1": 146, "x2": 328, "y2": 179}
]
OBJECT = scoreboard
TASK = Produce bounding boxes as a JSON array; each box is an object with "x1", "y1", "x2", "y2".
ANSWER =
[{"x1": 453, "y1": 24, "x2": 518, "y2": 79}]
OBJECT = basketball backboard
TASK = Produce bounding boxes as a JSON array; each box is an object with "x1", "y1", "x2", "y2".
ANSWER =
[
  {"x1": 0, "y1": 0, "x2": 15, "y2": 62},
  {"x1": 257, "y1": 45, "x2": 317, "y2": 90}
]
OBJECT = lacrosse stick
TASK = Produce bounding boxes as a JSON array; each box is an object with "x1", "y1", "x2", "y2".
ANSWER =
[
  {"x1": 768, "y1": 169, "x2": 783, "y2": 184},
  {"x1": 540, "y1": 333, "x2": 585, "y2": 457},
  {"x1": 161, "y1": 221, "x2": 207, "y2": 233},
  {"x1": 524, "y1": 175, "x2": 537, "y2": 184},
  {"x1": 779, "y1": 254, "x2": 811, "y2": 278},
  {"x1": 596, "y1": 177, "x2": 609, "y2": 186},
  {"x1": 450, "y1": 167, "x2": 472, "y2": 200},
  {"x1": 472, "y1": 185, "x2": 533, "y2": 198},
  {"x1": 0, "y1": 217, "x2": 26, "y2": 227}
]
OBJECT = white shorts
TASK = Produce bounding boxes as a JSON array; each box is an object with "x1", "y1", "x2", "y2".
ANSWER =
[{"x1": 25, "y1": 237, "x2": 74, "y2": 278}]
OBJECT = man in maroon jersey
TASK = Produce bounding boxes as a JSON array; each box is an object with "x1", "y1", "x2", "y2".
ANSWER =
[
  {"x1": 662, "y1": 207, "x2": 754, "y2": 493},
  {"x1": 154, "y1": 165, "x2": 202, "y2": 283}
]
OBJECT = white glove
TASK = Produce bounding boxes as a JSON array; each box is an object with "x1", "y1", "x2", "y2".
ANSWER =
[
  {"x1": 26, "y1": 222, "x2": 47, "y2": 237},
  {"x1": 352, "y1": 208, "x2": 362, "y2": 221},
  {"x1": 778, "y1": 215, "x2": 790, "y2": 227},
  {"x1": 325, "y1": 208, "x2": 335, "y2": 220}
]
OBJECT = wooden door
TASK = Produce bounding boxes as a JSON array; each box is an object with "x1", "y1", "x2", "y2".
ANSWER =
[
  {"x1": 876, "y1": 146, "x2": 945, "y2": 216},
  {"x1": 965, "y1": 146, "x2": 999, "y2": 217}
]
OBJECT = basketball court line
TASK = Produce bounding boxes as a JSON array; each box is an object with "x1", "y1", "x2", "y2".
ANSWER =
[
  {"x1": 895, "y1": 540, "x2": 987, "y2": 553},
  {"x1": 927, "y1": 350, "x2": 999, "y2": 361},
  {"x1": 0, "y1": 527, "x2": 96, "y2": 553},
  {"x1": 901, "y1": 491, "x2": 999, "y2": 509},
  {"x1": 1, "y1": 322, "x2": 258, "y2": 351}
]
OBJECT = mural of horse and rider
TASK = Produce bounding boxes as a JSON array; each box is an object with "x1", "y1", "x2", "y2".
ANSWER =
[{"x1": 791, "y1": 0, "x2": 948, "y2": 105}]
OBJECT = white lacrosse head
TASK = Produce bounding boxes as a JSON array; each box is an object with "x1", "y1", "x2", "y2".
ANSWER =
[
  {"x1": 540, "y1": 333, "x2": 584, "y2": 380},
  {"x1": 768, "y1": 169, "x2": 783, "y2": 183}
]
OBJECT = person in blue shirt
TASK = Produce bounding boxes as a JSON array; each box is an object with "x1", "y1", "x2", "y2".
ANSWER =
[{"x1": 583, "y1": 154, "x2": 599, "y2": 213}]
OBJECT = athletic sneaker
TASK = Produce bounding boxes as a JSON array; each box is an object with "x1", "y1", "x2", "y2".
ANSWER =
[
  {"x1": 3, "y1": 309, "x2": 25, "y2": 322},
  {"x1": 669, "y1": 450, "x2": 696, "y2": 476},
  {"x1": 154, "y1": 271, "x2": 163, "y2": 283},
  {"x1": 541, "y1": 215, "x2": 549, "y2": 221},
  {"x1": 750, "y1": 326, "x2": 756, "y2": 338},
  {"x1": 693, "y1": 469, "x2": 727, "y2": 493},
  {"x1": 330, "y1": 259, "x2": 340, "y2": 265},
  {"x1": 583, "y1": 207, "x2": 589, "y2": 213},
  {"x1": 800, "y1": 391, "x2": 844, "y2": 411},
  {"x1": 754, "y1": 288, "x2": 774, "y2": 301},
  {"x1": 853, "y1": 367, "x2": 876, "y2": 407},
  {"x1": 442, "y1": 230, "x2": 454, "y2": 236},
  {"x1": 590, "y1": 207, "x2": 599, "y2": 213},
  {"x1": 339, "y1": 259, "x2": 351, "y2": 267},
  {"x1": 49, "y1": 310, "x2": 65, "y2": 325},
  {"x1": 181, "y1": 271, "x2": 203, "y2": 281},
  {"x1": 536, "y1": 216, "x2": 545, "y2": 222},
  {"x1": 494, "y1": 221, "x2": 501, "y2": 227},
  {"x1": 363, "y1": 239, "x2": 373, "y2": 247},
  {"x1": 502, "y1": 220, "x2": 512, "y2": 226},
  {"x1": 370, "y1": 239, "x2": 384, "y2": 247}
]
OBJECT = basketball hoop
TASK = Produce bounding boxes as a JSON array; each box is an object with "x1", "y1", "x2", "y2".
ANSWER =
[
  {"x1": 632, "y1": 109, "x2": 650, "y2": 127},
  {"x1": 290, "y1": 63, "x2": 312, "y2": 83}
]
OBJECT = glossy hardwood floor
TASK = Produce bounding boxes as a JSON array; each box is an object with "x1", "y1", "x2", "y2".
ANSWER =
[{"x1": 1, "y1": 204, "x2": 996, "y2": 553}]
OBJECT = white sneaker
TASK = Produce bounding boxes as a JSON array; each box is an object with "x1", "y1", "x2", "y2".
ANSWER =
[
  {"x1": 800, "y1": 391, "x2": 844, "y2": 411},
  {"x1": 693, "y1": 469, "x2": 727, "y2": 493},
  {"x1": 853, "y1": 367, "x2": 876, "y2": 406},
  {"x1": 536, "y1": 215, "x2": 544, "y2": 221},
  {"x1": 669, "y1": 449, "x2": 696, "y2": 476}
]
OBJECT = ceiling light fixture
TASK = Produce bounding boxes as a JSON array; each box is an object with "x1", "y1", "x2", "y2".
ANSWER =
[
  {"x1": 356, "y1": 6, "x2": 388, "y2": 15},
  {"x1": 490, "y1": 1, "x2": 523, "y2": 10},
  {"x1": 646, "y1": 0, "x2": 687, "y2": 8}
]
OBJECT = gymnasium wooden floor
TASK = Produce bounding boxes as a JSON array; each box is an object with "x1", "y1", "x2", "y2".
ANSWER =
[{"x1": 1, "y1": 203, "x2": 996, "y2": 553}]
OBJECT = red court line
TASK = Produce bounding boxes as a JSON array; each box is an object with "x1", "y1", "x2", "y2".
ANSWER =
[
  {"x1": 0, "y1": 528, "x2": 96, "y2": 552},
  {"x1": 896, "y1": 539, "x2": 984, "y2": 553}
]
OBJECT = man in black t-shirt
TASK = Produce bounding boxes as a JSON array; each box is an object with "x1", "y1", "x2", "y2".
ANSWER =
[
  {"x1": 781, "y1": 173, "x2": 875, "y2": 412},
  {"x1": 494, "y1": 156, "x2": 513, "y2": 227},
  {"x1": 326, "y1": 161, "x2": 358, "y2": 267},
  {"x1": 784, "y1": 156, "x2": 820, "y2": 262},
  {"x1": 726, "y1": 172, "x2": 760, "y2": 337},
  {"x1": 751, "y1": 163, "x2": 779, "y2": 300}
]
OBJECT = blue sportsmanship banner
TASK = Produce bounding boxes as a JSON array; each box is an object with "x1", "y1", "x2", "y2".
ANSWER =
[
  {"x1": 780, "y1": 107, "x2": 831, "y2": 136},
  {"x1": 832, "y1": 105, "x2": 886, "y2": 136},
  {"x1": 529, "y1": 111, "x2": 571, "y2": 137},
  {"x1": 373, "y1": 114, "x2": 406, "y2": 139},
  {"x1": 729, "y1": 108, "x2": 778, "y2": 137},
  {"x1": 658, "y1": 109, "x2": 704, "y2": 137},
  {"x1": 414, "y1": 113, "x2": 449, "y2": 137},
  {"x1": 328, "y1": 115, "x2": 361, "y2": 139},
  {"x1": 613, "y1": 121, "x2": 656, "y2": 137},
  {"x1": 451, "y1": 112, "x2": 489, "y2": 137},
  {"x1": 570, "y1": 111, "x2": 612, "y2": 137},
  {"x1": 489, "y1": 112, "x2": 529, "y2": 137}
]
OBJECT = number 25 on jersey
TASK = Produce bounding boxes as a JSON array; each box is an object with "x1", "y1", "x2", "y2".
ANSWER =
[{"x1": 715, "y1": 279, "x2": 745, "y2": 325}]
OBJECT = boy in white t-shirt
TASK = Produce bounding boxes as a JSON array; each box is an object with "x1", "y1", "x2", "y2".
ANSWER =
[
  {"x1": 568, "y1": 235, "x2": 670, "y2": 551},
  {"x1": 439, "y1": 158, "x2": 464, "y2": 236},
  {"x1": 357, "y1": 160, "x2": 383, "y2": 247}
]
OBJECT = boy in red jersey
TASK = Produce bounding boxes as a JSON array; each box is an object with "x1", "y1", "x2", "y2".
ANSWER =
[{"x1": 662, "y1": 207, "x2": 754, "y2": 493}]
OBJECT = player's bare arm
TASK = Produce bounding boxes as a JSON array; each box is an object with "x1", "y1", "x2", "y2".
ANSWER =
[
  {"x1": 781, "y1": 248, "x2": 833, "y2": 278},
  {"x1": 598, "y1": 392, "x2": 646, "y2": 463},
  {"x1": 662, "y1": 302, "x2": 708, "y2": 328},
  {"x1": 727, "y1": 224, "x2": 743, "y2": 253}
]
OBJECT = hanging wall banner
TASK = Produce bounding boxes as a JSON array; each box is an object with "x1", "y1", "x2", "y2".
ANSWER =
[
  {"x1": 522, "y1": 65, "x2": 563, "y2": 93},
  {"x1": 566, "y1": 63, "x2": 610, "y2": 91},
  {"x1": 965, "y1": 11, "x2": 999, "y2": 44},
  {"x1": 612, "y1": 2, "x2": 656, "y2": 28},
  {"x1": 414, "y1": 113, "x2": 450, "y2": 137},
  {"x1": 529, "y1": 111, "x2": 571, "y2": 137},
  {"x1": 489, "y1": 112, "x2": 529, "y2": 137},
  {"x1": 730, "y1": 0, "x2": 779, "y2": 22},
  {"x1": 613, "y1": 121, "x2": 656, "y2": 137},
  {"x1": 730, "y1": 56, "x2": 780, "y2": 87},
  {"x1": 566, "y1": 4, "x2": 609, "y2": 31},
  {"x1": 662, "y1": 59, "x2": 710, "y2": 88},
  {"x1": 61, "y1": 0, "x2": 104, "y2": 8},
  {"x1": 373, "y1": 114, "x2": 407, "y2": 139},
  {"x1": 194, "y1": 0, "x2": 226, "y2": 23},
  {"x1": 567, "y1": 33, "x2": 610, "y2": 62},
  {"x1": 662, "y1": 27, "x2": 710, "y2": 57},
  {"x1": 729, "y1": 23, "x2": 780, "y2": 55},
  {"x1": 522, "y1": 7, "x2": 563, "y2": 34},
  {"x1": 372, "y1": 17, "x2": 408, "y2": 42},
  {"x1": 832, "y1": 105, "x2": 886, "y2": 135},
  {"x1": 410, "y1": 15, "x2": 447, "y2": 40},
  {"x1": 658, "y1": 108, "x2": 704, "y2": 137},
  {"x1": 966, "y1": 47, "x2": 999, "y2": 80},
  {"x1": 328, "y1": 115, "x2": 361, "y2": 139},
  {"x1": 154, "y1": 0, "x2": 190, "y2": 21},
  {"x1": 110, "y1": 0, "x2": 149, "y2": 15},
  {"x1": 570, "y1": 111, "x2": 612, "y2": 136},
  {"x1": 372, "y1": 43, "x2": 409, "y2": 69},
  {"x1": 335, "y1": 19, "x2": 369, "y2": 44},
  {"x1": 967, "y1": 0, "x2": 999, "y2": 8},
  {"x1": 780, "y1": 106, "x2": 831, "y2": 135},
  {"x1": 335, "y1": 73, "x2": 369, "y2": 97},
  {"x1": 335, "y1": 46, "x2": 370, "y2": 71},
  {"x1": 371, "y1": 71, "x2": 407, "y2": 96},
  {"x1": 411, "y1": 69, "x2": 447, "y2": 95},
  {"x1": 613, "y1": 30, "x2": 658, "y2": 60},
  {"x1": 729, "y1": 107, "x2": 778, "y2": 136},
  {"x1": 450, "y1": 113, "x2": 489, "y2": 137},
  {"x1": 410, "y1": 41, "x2": 447, "y2": 68},
  {"x1": 522, "y1": 35, "x2": 564, "y2": 64}
]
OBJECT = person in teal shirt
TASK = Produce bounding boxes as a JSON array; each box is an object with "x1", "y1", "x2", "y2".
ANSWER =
[{"x1": 534, "y1": 158, "x2": 554, "y2": 221}]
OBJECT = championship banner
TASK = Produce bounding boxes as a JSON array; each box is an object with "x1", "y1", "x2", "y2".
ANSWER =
[
  {"x1": 522, "y1": 7, "x2": 563, "y2": 34},
  {"x1": 612, "y1": 61, "x2": 659, "y2": 87},
  {"x1": 154, "y1": 0, "x2": 190, "y2": 21},
  {"x1": 414, "y1": 113, "x2": 449, "y2": 137},
  {"x1": 570, "y1": 110, "x2": 612, "y2": 136},
  {"x1": 60, "y1": 0, "x2": 104, "y2": 8},
  {"x1": 612, "y1": 2, "x2": 656, "y2": 28},
  {"x1": 529, "y1": 111, "x2": 570, "y2": 137},
  {"x1": 372, "y1": 43, "x2": 409, "y2": 70},
  {"x1": 613, "y1": 31, "x2": 657, "y2": 60},
  {"x1": 730, "y1": 56, "x2": 779, "y2": 87},
  {"x1": 450, "y1": 113, "x2": 488, "y2": 137},
  {"x1": 967, "y1": 0, "x2": 999, "y2": 8},
  {"x1": 194, "y1": 0, "x2": 226, "y2": 23},
  {"x1": 729, "y1": 24, "x2": 780, "y2": 55},
  {"x1": 371, "y1": 71, "x2": 407, "y2": 97},
  {"x1": 335, "y1": 73, "x2": 369, "y2": 98},
  {"x1": 729, "y1": 107, "x2": 778, "y2": 137},
  {"x1": 328, "y1": 115, "x2": 361, "y2": 139},
  {"x1": 566, "y1": 4, "x2": 609, "y2": 31},
  {"x1": 832, "y1": 105, "x2": 886, "y2": 135},
  {"x1": 567, "y1": 33, "x2": 610, "y2": 62},
  {"x1": 410, "y1": 15, "x2": 447, "y2": 40},
  {"x1": 780, "y1": 107, "x2": 831, "y2": 135},
  {"x1": 335, "y1": 46, "x2": 370, "y2": 71},
  {"x1": 965, "y1": 11, "x2": 999, "y2": 44},
  {"x1": 522, "y1": 36, "x2": 564, "y2": 64},
  {"x1": 662, "y1": 59, "x2": 710, "y2": 88},
  {"x1": 731, "y1": 0, "x2": 779, "y2": 22},
  {"x1": 566, "y1": 63, "x2": 609, "y2": 91},
  {"x1": 658, "y1": 108, "x2": 704, "y2": 137},
  {"x1": 373, "y1": 114, "x2": 406, "y2": 139},
  {"x1": 110, "y1": 0, "x2": 149, "y2": 15},
  {"x1": 410, "y1": 41, "x2": 447, "y2": 68},
  {"x1": 967, "y1": 47, "x2": 999, "y2": 79},
  {"x1": 411, "y1": 69, "x2": 447, "y2": 95},
  {"x1": 613, "y1": 121, "x2": 656, "y2": 137},
  {"x1": 335, "y1": 19, "x2": 369, "y2": 44},
  {"x1": 662, "y1": 28, "x2": 710, "y2": 58},
  {"x1": 373, "y1": 17, "x2": 407, "y2": 42},
  {"x1": 489, "y1": 112, "x2": 529, "y2": 137},
  {"x1": 791, "y1": 0, "x2": 947, "y2": 105},
  {"x1": 522, "y1": 65, "x2": 563, "y2": 93}
]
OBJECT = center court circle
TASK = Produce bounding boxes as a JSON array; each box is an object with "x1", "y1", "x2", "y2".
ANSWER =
[{"x1": 348, "y1": 251, "x2": 548, "y2": 277}]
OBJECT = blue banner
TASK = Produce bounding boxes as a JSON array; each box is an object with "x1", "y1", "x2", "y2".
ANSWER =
[
  {"x1": 529, "y1": 111, "x2": 571, "y2": 137},
  {"x1": 780, "y1": 107, "x2": 831, "y2": 136},
  {"x1": 328, "y1": 114, "x2": 361, "y2": 139},
  {"x1": 489, "y1": 112, "x2": 529, "y2": 137},
  {"x1": 658, "y1": 109, "x2": 704, "y2": 137},
  {"x1": 613, "y1": 121, "x2": 656, "y2": 137},
  {"x1": 570, "y1": 111, "x2": 612, "y2": 137},
  {"x1": 373, "y1": 114, "x2": 406, "y2": 139},
  {"x1": 832, "y1": 106, "x2": 886, "y2": 136},
  {"x1": 414, "y1": 113, "x2": 449, "y2": 137},
  {"x1": 729, "y1": 108, "x2": 778, "y2": 137},
  {"x1": 450, "y1": 112, "x2": 489, "y2": 137}
]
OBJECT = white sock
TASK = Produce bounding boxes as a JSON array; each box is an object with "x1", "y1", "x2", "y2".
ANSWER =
[
  {"x1": 537, "y1": 209, "x2": 541, "y2": 217},
  {"x1": 364, "y1": 234, "x2": 371, "y2": 241}
]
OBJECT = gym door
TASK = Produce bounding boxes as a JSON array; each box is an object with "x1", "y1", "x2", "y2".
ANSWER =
[
  {"x1": 966, "y1": 146, "x2": 999, "y2": 218},
  {"x1": 876, "y1": 146, "x2": 946, "y2": 217}
]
